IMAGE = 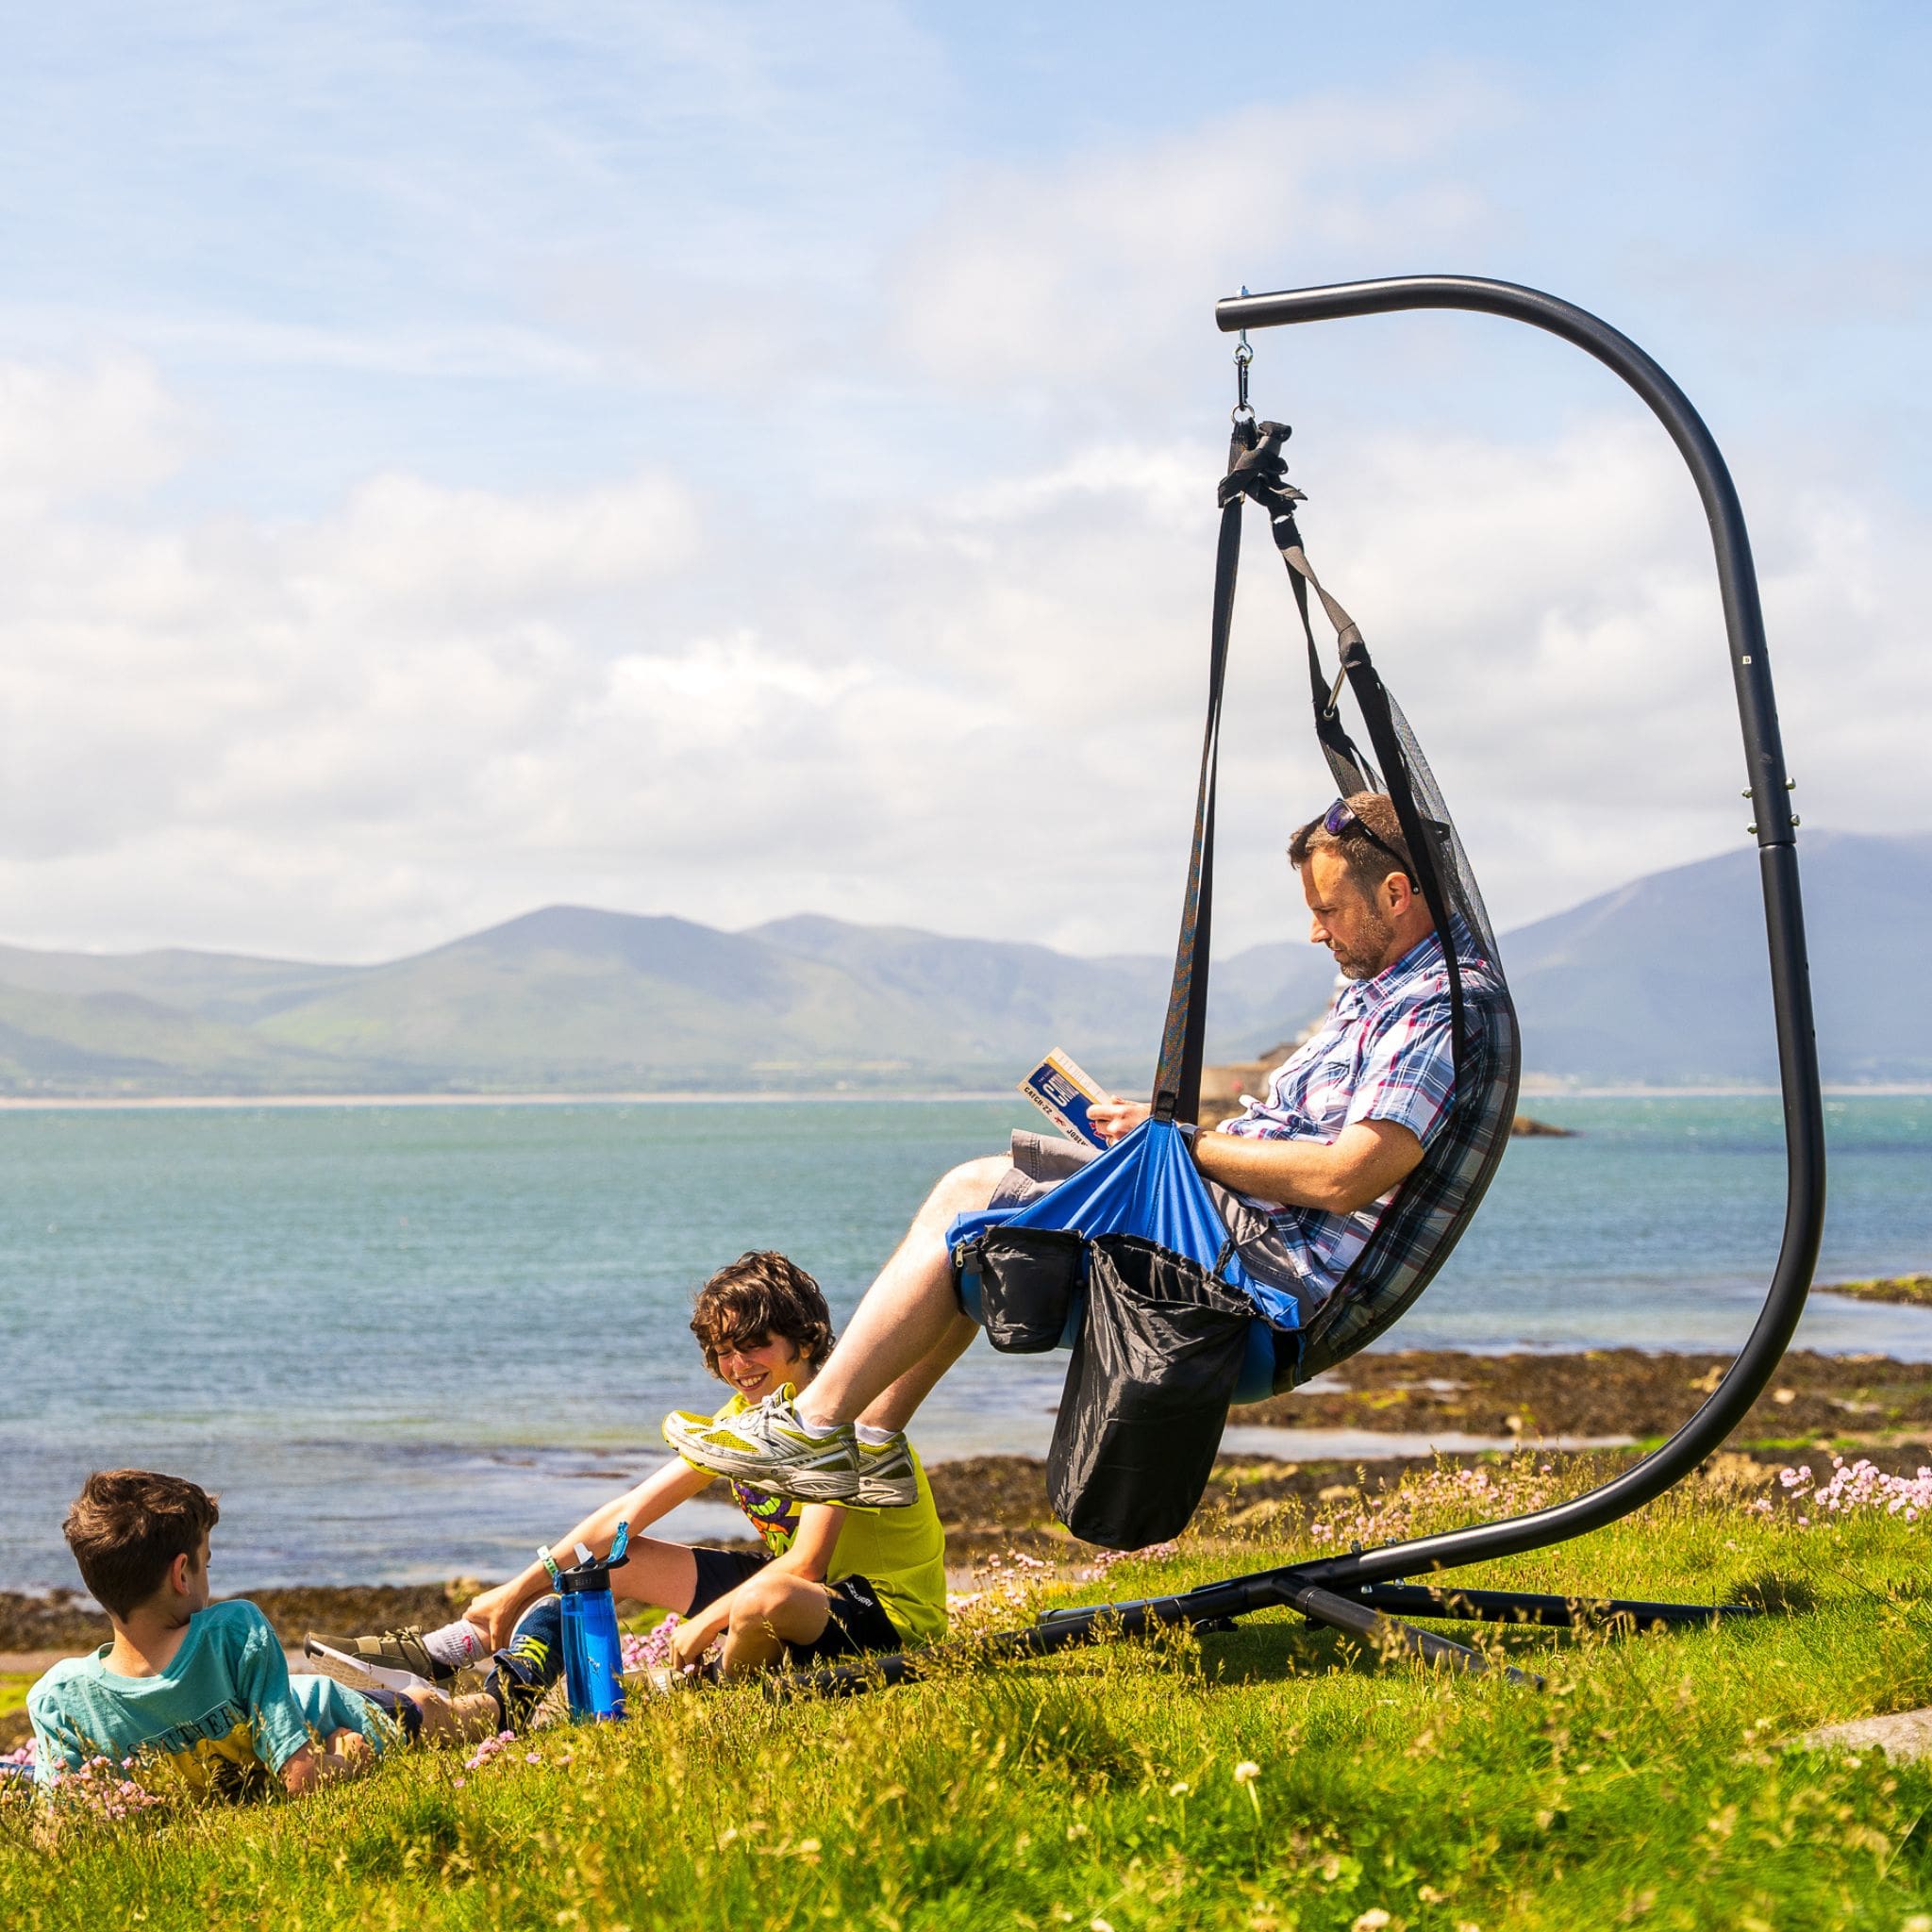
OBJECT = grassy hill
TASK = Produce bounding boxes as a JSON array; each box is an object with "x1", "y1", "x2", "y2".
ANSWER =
[{"x1": 0, "y1": 833, "x2": 1914, "y2": 1095}]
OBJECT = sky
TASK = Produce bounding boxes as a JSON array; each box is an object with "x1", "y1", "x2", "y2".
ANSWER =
[{"x1": 0, "y1": 2, "x2": 1926, "y2": 963}]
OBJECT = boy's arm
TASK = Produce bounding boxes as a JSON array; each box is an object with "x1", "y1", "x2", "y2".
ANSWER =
[
  {"x1": 278, "y1": 1737, "x2": 372, "y2": 1795},
  {"x1": 230, "y1": 1607, "x2": 341, "y2": 1790},
  {"x1": 467, "y1": 1457, "x2": 716, "y2": 1645},
  {"x1": 670, "y1": 1505, "x2": 844, "y2": 1668},
  {"x1": 769, "y1": 1504, "x2": 843, "y2": 1586}
]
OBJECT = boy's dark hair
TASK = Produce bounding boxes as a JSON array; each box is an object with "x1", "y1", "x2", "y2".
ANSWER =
[
  {"x1": 690, "y1": 1252, "x2": 835, "y2": 1377},
  {"x1": 64, "y1": 1470, "x2": 220, "y2": 1621}
]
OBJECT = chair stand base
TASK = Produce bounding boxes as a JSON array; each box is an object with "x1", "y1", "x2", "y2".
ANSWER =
[{"x1": 780, "y1": 1561, "x2": 1762, "y2": 1699}]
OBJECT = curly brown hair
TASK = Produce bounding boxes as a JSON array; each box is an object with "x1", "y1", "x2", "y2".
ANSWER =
[
  {"x1": 64, "y1": 1469, "x2": 220, "y2": 1620},
  {"x1": 689, "y1": 1251, "x2": 835, "y2": 1379}
]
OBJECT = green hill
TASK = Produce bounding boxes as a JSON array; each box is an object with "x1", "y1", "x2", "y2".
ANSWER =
[{"x1": 0, "y1": 832, "x2": 1915, "y2": 1095}]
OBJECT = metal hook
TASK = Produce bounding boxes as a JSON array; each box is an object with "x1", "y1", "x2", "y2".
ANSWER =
[{"x1": 1232, "y1": 285, "x2": 1255, "y2": 426}]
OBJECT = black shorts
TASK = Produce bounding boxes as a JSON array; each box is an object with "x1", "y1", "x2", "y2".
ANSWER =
[
  {"x1": 688, "y1": 1545, "x2": 768, "y2": 1614},
  {"x1": 684, "y1": 1547, "x2": 903, "y2": 1665},
  {"x1": 785, "y1": 1574, "x2": 903, "y2": 1666}
]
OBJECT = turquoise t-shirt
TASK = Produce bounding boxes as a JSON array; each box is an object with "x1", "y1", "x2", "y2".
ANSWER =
[{"x1": 29, "y1": 1599, "x2": 393, "y2": 1799}]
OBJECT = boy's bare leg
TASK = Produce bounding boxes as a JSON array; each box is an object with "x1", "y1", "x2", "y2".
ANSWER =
[
  {"x1": 606, "y1": 1536, "x2": 699, "y2": 1617},
  {"x1": 408, "y1": 1688, "x2": 505, "y2": 1746},
  {"x1": 796, "y1": 1156, "x2": 1007, "y2": 1429},
  {"x1": 715, "y1": 1572, "x2": 836, "y2": 1677}
]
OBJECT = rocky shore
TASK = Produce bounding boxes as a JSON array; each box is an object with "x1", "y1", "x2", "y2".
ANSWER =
[{"x1": 7, "y1": 1345, "x2": 1927, "y2": 1675}]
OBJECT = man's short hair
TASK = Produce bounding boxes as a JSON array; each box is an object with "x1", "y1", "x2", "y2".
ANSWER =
[
  {"x1": 63, "y1": 1470, "x2": 220, "y2": 1620},
  {"x1": 690, "y1": 1252, "x2": 835, "y2": 1377},
  {"x1": 1289, "y1": 791, "x2": 1416, "y2": 900}
]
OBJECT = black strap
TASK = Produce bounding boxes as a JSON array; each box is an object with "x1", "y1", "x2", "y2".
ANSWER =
[
  {"x1": 1275, "y1": 510, "x2": 1378, "y2": 797},
  {"x1": 1155, "y1": 427, "x2": 1468, "y2": 1124},
  {"x1": 1152, "y1": 434, "x2": 1245, "y2": 1124},
  {"x1": 1274, "y1": 536, "x2": 1469, "y2": 1094},
  {"x1": 1215, "y1": 423, "x2": 1377, "y2": 794}
]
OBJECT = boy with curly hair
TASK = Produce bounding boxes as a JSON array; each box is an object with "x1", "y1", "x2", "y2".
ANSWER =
[{"x1": 308, "y1": 1252, "x2": 945, "y2": 1704}]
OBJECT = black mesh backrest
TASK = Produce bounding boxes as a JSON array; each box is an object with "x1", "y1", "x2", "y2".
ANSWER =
[{"x1": 1217, "y1": 425, "x2": 1524, "y2": 1394}]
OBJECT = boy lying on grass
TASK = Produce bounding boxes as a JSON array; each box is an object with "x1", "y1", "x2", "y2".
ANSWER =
[
  {"x1": 27, "y1": 1470, "x2": 500, "y2": 1808},
  {"x1": 308, "y1": 1252, "x2": 946, "y2": 1710}
]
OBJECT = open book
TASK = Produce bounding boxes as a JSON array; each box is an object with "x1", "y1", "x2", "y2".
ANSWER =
[{"x1": 1017, "y1": 1047, "x2": 1110, "y2": 1150}]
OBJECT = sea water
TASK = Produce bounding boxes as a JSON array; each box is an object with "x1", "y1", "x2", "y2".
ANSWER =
[{"x1": 1, "y1": 1093, "x2": 1928, "y2": 1590}]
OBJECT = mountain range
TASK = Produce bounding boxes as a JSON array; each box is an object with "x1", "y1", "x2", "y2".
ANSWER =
[{"x1": 0, "y1": 831, "x2": 1920, "y2": 1096}]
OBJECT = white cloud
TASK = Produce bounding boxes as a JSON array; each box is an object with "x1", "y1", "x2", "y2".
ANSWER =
[
  {"x1": 889, "y1": 77, "x2": 1502, "y2": 400},
  {"x1": 0, "y1": 357, "x2": 188, "y2": 513},
  {"x1": 1, "y1": 18, "x2": 1925, "y2": 978},
  {"x1": 0, "y1": 336, "x2": 1923, "y2": 971}
]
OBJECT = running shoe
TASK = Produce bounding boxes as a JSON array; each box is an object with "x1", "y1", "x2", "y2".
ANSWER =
[
  {"x1": 304, "y1": 1626, "x2": 451, "y2": 1693},
  {"x1": 854, "y1": 1432, "x2": 918, "y2": 1508},
  {"x1": 662, "y1": 1387, "x2": 862, "y2": 1502}
]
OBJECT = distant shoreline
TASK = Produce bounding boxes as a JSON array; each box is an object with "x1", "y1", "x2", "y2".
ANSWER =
[{"x1": 0, "y1": 1083, "x2": 1928, "y2": 1112}]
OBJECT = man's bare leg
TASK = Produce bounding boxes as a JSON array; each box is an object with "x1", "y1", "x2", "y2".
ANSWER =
[
  {"x1": 858, "y1": 1315, "x2": 979, "y2": 1436},
  {"x1": 796, "y1": 1155, "x2": 1006, "y2": 1429}
]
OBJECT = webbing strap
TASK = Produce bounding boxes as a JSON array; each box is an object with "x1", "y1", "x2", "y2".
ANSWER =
[
  {"x1": 1152, "y1": 438, "x2": 1244, "y2": 1124},
  {"x1": 1274, "y1": 540, "x2": 1469, "y2": 1093},
  {"x1": 1275, "y1": 525, "x2": 1377, "y2": 797}
]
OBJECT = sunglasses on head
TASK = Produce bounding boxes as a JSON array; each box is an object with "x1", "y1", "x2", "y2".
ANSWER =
[{"x1": 1321, "y1": 797, "x2": 1416, "y2": 881}]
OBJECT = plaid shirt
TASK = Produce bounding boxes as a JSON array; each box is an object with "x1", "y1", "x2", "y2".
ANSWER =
[{"x1": 1221, "y1": 928, "x2": 1492, "y2": 1311}]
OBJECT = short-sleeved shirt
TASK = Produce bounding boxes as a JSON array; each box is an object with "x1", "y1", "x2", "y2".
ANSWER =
[
  {"x1": 30, "y1": 1599, "x2": 392, "y2": 1799},
  {"x1": 712, "y1": 1396, "x2": 949, "y2": 1648},
  {"x1": 1219, "y1": 929, "x2": 1489, "y2": 1307}
]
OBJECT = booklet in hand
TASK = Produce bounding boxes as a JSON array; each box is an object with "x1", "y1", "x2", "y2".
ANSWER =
[{"x1": 1018, "y1": 1048, "x2": 1110, "y2": 1150}]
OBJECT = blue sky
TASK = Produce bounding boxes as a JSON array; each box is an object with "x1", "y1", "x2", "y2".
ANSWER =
[{"x1": 0, "y1": 3, "x2": 1925, "y2": 960}]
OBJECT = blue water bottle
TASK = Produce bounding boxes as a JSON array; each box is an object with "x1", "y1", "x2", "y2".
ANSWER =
[{"x1": 557, "y1": 1522, "x2": 630, "y2": 1722}]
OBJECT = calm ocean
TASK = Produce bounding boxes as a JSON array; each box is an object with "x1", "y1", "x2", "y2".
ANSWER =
[{"x1": 2, "y1": 1093, "x2": 1929, "y2": 1591}]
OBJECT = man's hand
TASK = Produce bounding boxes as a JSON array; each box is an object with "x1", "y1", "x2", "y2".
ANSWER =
[{"x1": 1087, "y1": 1097, "x2": 1152, "y2": 1145}]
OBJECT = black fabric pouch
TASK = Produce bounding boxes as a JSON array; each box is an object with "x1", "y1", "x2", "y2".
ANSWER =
[
  {"x1": 972, "y1": 1225, "x2": 1084, "y2": 1354},
  {"x1": 1047, "y1": 1233, "x2": 1254, "y2": 1549}
]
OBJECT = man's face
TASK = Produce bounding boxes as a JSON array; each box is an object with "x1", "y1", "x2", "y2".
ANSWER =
[{"x1": 1302, "y1": 848, "x2": 1396, "y2": 980}]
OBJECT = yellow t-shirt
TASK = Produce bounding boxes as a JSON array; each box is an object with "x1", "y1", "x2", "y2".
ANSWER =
[{"x1": 714, "y1": 1396, "x2": 948, "y2": 1647}]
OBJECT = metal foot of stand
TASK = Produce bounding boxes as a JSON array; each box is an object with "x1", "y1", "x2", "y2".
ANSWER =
[
  {"x1": 1286, "y1": 1579, "x2": 1541, "y2": 1688},
  {"x1": 782, "y1": 1560, "x2": 1761, "y2": 1699},
  {"x1": 1347, "y1": 1582, "x2": 1759, "y2": 1632}
]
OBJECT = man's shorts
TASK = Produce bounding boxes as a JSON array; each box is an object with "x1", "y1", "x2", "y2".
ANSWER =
[
  {"x1": 687, "y1": 1547, "x2": 905, "y2": 1666},
  {"x1": 988, "y1": 1129, "x2": 1313, "y2": 1318}
]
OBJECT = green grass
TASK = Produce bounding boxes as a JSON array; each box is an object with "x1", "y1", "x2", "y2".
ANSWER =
[
  {"x1": 5, "y1": 1459, "x2": 1931, "y2": 1931},
  {"x1": 1825, "y1": 1274, "x2": 1932, "y2": 1310},
  {"x1": 0, "y1": 1674, "x2": 31, "y2": 1721}
]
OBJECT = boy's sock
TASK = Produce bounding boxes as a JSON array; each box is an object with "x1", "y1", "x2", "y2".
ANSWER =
[
  {"x1": 418, "y1": 1619, "x2": 491, "y2": 1671},
  {"x1": 855, "y1": 1423, "x2": 901, "y2": 1445}
]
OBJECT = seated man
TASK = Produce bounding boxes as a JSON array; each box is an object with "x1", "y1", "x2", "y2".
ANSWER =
[{"x1": 670, "y1": 792, "x2": 1475, "y2": 1505}]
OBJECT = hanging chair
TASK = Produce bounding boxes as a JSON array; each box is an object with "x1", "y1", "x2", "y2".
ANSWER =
[
  {"x1": 805, "y1": 273, "x2": 1824, "y2": 1693},
  {"x1": 945, "y1": 411, "x2": 1518, "y2": 1549}
]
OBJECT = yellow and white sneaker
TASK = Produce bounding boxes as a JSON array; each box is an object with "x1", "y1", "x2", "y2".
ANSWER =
[
  {"x1": 855, "y1": 1432, "x2": 918, "y2": 1508},
  {"x1": 662, "y1": 1386, "x2": 862, "y2": 1503}
]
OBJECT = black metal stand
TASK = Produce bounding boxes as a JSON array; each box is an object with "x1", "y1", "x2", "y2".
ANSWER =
[{"x1": 791, "y1": 275, "x2": 1824, "y2": 1702}]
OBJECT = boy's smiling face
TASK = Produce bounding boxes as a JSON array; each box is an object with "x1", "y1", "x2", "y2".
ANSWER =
[{"x1": 714, "y1": 1331, "x2": 809, "y2": 1404}]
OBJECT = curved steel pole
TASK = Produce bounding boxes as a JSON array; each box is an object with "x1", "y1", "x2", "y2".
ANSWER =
[{"x1": 1213, "y1": 276, "x2": 1826, "y2": 1587}]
